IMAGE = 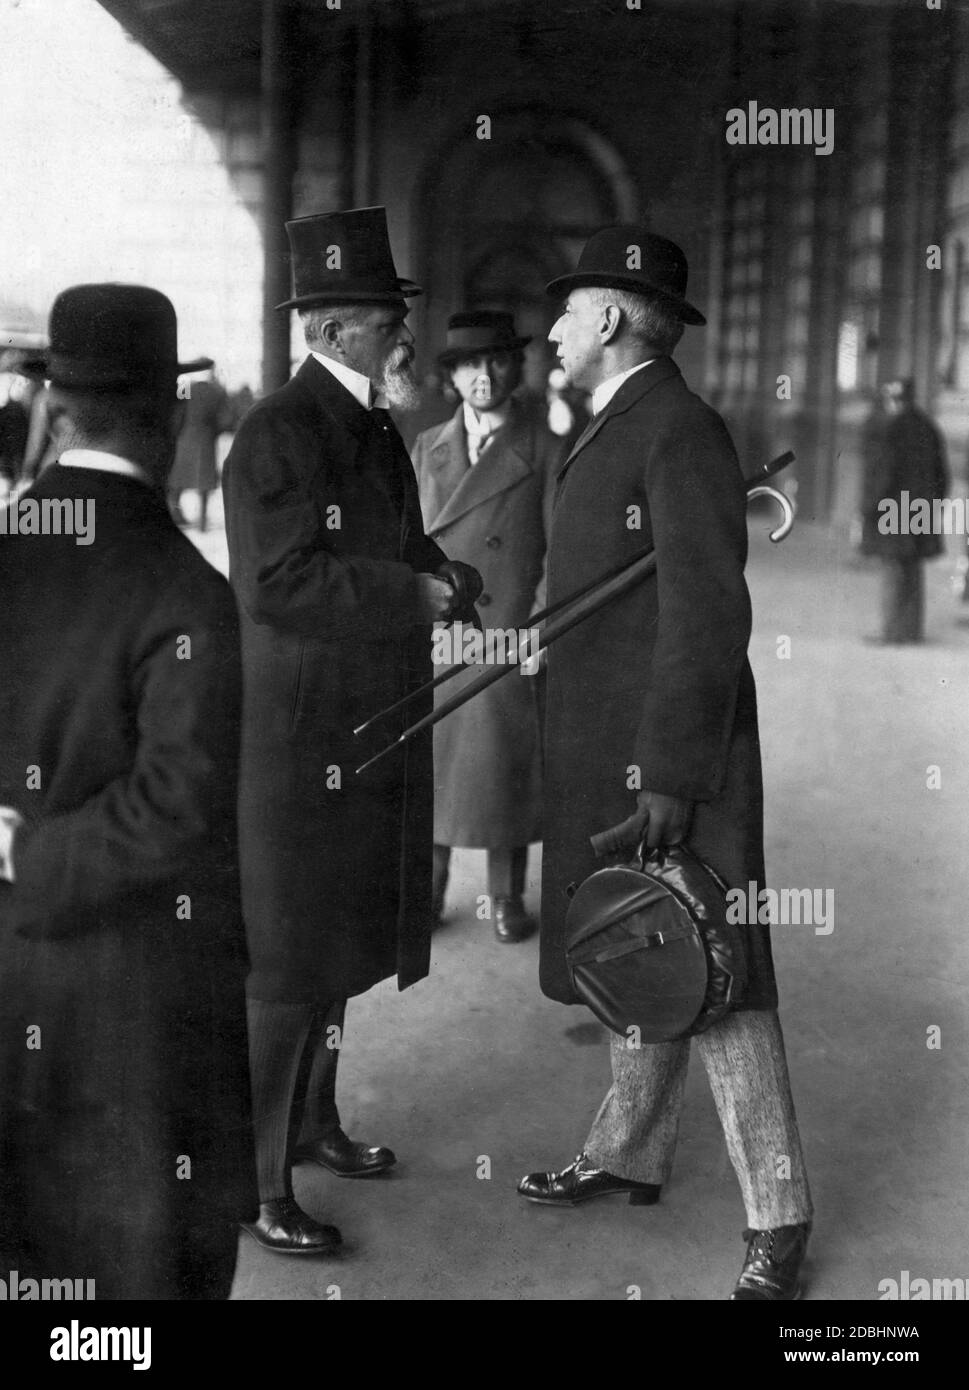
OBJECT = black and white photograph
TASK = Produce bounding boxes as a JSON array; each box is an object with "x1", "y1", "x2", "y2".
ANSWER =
[{"x1": 0, "y1": 0, "x2": 966, "y2": 1344}]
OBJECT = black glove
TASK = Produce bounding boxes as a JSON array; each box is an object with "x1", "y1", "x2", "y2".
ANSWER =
[{"x1": 437, "y1": 561, "x2": 484, "y2": 627}]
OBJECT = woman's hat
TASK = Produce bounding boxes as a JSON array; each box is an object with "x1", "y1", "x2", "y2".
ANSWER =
[{"x1": 437, "y1": 311, "x2": 531, "y2": 368}]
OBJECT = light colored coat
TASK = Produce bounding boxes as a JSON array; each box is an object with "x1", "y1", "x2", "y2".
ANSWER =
[{"x1": 412, "y1": 400, "x2": 561, "y2": 847}]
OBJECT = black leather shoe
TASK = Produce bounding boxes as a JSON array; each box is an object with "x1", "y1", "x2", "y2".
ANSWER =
[
  {"x1": 494, "y1": 896, "x2": 535, "y2": 943},
  {"x1": 730, "y1": 1222, "x2": 811, "y2": 1300},
  {"x1": 517, "y1": 1153, "x2": 661, "y2": 1207},
  {"x1": 240, "y1": 1198, "x2": 342, "y2": 1256},
  {"x1": 295, "y1": 1127, "x2": 397, "y2": 1178}
]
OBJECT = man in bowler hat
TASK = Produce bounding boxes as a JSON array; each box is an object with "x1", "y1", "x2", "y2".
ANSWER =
[
  {"x1": 223, "y1": 207, "x2": 480, "y2": 1254},
  {"x1": 412, "y1": 312, "x2": 561, "y2": 942},
  {"x1": 516, "y1": 229, "x2": 814, "y2": 1299},
  {"x1": 0, "y1": 284, "x2": 254, "y2": 1299}
]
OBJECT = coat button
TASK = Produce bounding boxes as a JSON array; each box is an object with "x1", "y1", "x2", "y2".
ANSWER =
[
  {"x1": 486, "y1": 535, "x2": 501, "y2": 548},
  {"x1": 478, "y1": 593, "x2": 492, "y2": 607}
]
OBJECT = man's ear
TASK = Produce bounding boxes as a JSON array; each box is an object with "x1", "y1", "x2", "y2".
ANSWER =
[
  {"x1": 320, "y1": 315, "x2": 345, "y2": 355},
  {"x1": 599, "y1": 302, "x2": 622, "y2": 347}
]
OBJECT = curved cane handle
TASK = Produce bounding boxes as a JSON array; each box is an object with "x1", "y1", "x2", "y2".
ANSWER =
[{"x1": 747, "y1": 484, "x2": 795, "y2": 543}]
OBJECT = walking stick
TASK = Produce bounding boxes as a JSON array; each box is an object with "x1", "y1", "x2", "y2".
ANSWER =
[
  {"x1": 355, "y1": 452, "x2": 796, "y2": 776},
  {"x1": 353, "y1": 450, "x2": 797, "y2": 739}
]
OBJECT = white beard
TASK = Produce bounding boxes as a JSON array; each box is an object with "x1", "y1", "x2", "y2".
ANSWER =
[{"x1": 379, "y1": 359, "x2": 420, "y2": 411}]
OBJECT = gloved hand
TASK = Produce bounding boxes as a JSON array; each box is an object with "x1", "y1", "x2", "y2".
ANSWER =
[
  {"x1": 636, "y1": 789, "x2": 694, "y2": 851},
  {"x1": 437, "y1": 561, "x2": 484, "y2": 627}
]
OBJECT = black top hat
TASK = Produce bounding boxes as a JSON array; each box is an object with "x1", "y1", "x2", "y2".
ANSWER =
[
  {"x1": 277, "y1": 205, "x2": 422, "y2": 311},
  {"x1": 546, "y1": 227, "x2": 706, "y2": 326},
  {"x1": 437, "y1": 311, "x2": 531, "y2": 368},
  {"x1": 30, "y1": 284, "x2": 212, "y2": 389}
]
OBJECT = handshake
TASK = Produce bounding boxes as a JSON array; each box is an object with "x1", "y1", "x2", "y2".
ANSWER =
[{"x1": 415, "y1": 561, "x2": 484, "y2": 625}]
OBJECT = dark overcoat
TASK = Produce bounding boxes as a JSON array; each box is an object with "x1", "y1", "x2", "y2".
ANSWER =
[
  {"x1": 222, "y1": 356, "x2": 448, "y2": 1003},
  {"x1": 0, "y1": 465, "x2": 254, "y2": 1300},
  {"x1": 169, "y1": 378, "x2": 232, "y2": 493},
  {"x1": 540, "y1": 357, "x2": 777, "y2": 1012},
  {"x1": 860, "y1": 405, "x2": 950, "y2": 560},
  {"x1": 411, "y1": 400, "x2": 559, "y2": 847}
]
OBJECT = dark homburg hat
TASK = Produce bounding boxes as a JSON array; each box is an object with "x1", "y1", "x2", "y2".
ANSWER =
[
  {"x1": 546, "y1": 227, "x2": 706, "y2": 326},
  {"x1": 29, "y1": 284, "x2": 212, "y2": 389},
  {"x1": 277, "y1": 205, "x2": 422, "y2": 311},
  {"x1": 437, "y1": 311, "x2": 531, "y2": 368}
]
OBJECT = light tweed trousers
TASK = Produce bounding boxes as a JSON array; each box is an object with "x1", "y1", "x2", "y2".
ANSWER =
[{"x1": 583, "y1": 1009, "x2": 813, "y2": 1229}]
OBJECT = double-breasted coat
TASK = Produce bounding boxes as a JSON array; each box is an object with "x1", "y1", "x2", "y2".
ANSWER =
[
  {"x1": 411, "y1": 401, "x2": 559, "y2": 847},
  {"x1": 222, "y1": 356, "x2": 448, "y2": 1004},
  {"x1": 0, "y1": 465, "x2": 254, "y2": 1300},
  {"x1": 540, "y1": 357, "x2": 777, "y2": 1012}
]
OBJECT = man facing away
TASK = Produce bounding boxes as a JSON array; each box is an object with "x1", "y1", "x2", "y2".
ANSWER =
[
  {"x1": 0, "y1": 284, "x2": 254, "y2": 1299},
  {"x1": 412, "y1": 311, "x2": 560, "y2": 943},
  {"x1": 517, "y1": 229, "x2": 814, "y2": 1301},
  {"x1": 223, "y1": 207, "x2": 479, "y2": 1255}
]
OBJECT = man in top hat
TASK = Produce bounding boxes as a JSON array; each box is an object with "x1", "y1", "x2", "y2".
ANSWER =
[
  {"x1": 516, "y1": 229, "x2": 814, "y2": 1300},
  {"x1": 223, "y1": 206, "x2": 480, "y2": 1254},
  {"x1": 0, "y1": 284, "x2": 254, "y2": 1299},
  {"x1": 411, "y1": 312, "x2": 561, "y2": 942},
  {"x1": 859, "y1": 377, "x2": 949, "y2": 644}
]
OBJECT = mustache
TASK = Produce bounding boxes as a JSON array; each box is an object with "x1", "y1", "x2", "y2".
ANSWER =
[{"x1": 386, "y1": 348, "x2": 415, "y2": 373}]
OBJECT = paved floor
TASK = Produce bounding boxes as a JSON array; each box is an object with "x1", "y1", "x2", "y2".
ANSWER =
[{"x1": 187, "y1": 494, "x2": 969, "y2": 1300}]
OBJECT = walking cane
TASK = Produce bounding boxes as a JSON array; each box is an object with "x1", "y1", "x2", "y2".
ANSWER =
[{"x1": 355, "y1": 452, "x2": 796, "y2": 776}]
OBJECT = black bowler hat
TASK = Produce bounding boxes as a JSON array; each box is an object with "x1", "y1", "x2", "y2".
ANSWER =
[
  {"x1": 277, "y1": 205, "x2": 422, "y2": 311},
  {"x1": 437, "y1": 311, "x2": 531, "y2": 368},
  {"x1": 32, "y1": 284, "x2": 212, "y2": 389},
  {"x1": 546, "y1": 227, "x2": 706, "y2": 326}
]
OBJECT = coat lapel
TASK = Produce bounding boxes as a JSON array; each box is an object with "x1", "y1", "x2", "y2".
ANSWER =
[
  {"x1": 557, "y1": 356, "x2": 681, "y2": 484},
  {"x1": 291, "y1": 355, "x2": 370, "y2": 470},
  {"x1": 427, "y1": 402, "x2": 535, "y2": 534}
]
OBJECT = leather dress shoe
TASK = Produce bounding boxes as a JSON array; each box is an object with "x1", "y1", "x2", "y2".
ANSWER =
[
  {"x1": 730, "y1": 1222, "x2": 811, "y2": 1300},
  {"x1": 517, "y1": 1153, "x2": 661, "y2": 1207},
  {"x1": 240, "y1": 1198, "x2": 342, "y2": 1256},
  {"x1": 295, "y1": 1127, "x2": 397, "y2": 1178},
  {"x1": 494, "y1": 896, "x2": 535, "y2": 943}
]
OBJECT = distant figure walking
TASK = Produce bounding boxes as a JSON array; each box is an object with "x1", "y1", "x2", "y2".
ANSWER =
[
  {"x1": 860, "y1": 378, "x2": 949, "y2": 644},
  {"x1": 168, "y1": 366, "x2": 227, "y2": 530}
]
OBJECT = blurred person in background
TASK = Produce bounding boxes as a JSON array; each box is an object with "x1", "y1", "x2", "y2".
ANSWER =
[
  {"x1": 859, "y1": 378, "x2": 950, "y2": 644},
  {"x1": 168, "y1": 362, "x2": 228, "y2": 531}
]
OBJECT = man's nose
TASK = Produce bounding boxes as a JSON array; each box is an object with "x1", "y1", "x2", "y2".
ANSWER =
[
  {"x1": 548, "y1": 320, "x2": 562, "y2": 344},
  {"x1": 398, "y1": 323, "x2": 415, "y2": 348}
]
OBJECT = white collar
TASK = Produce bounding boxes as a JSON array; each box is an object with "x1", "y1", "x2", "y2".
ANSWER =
[
  {"x1": 591, "y1": 359, "x2": 655, "y2": 417},
  {"x1": 462, "y1": 399, "x2": 512, "y2": 439},
  {"x1": 310, "y1": 352, "x2": 387, "y2": 410},
  {"x1": 59, "y1": 449, "x2": 152, "y2": 486}
]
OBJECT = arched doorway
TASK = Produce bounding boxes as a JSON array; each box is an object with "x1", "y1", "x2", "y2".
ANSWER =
[{"x1": 416, "y1": 110, "x2": 639, "y2": 394}]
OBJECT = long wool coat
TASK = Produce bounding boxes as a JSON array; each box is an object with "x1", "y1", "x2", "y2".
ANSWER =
[
  {"x1": 411, "y1": 401, "x2": 559, "y2": 847},
  {"x1": 0, "y1": 465, "x2": 254, "y2": 1301},
  {"x1": 860, "y1": 405, "x2": 950, "y2": 560},
  {"x1": 169, "y1": 378, "x2": 232, "y2": 494},
  {"x1": 222, "y1": 357, "x2": 448, "y2": 1004},
  {"x1": 540, "y1": 357, "x2": 777, "y2": 1012}
]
